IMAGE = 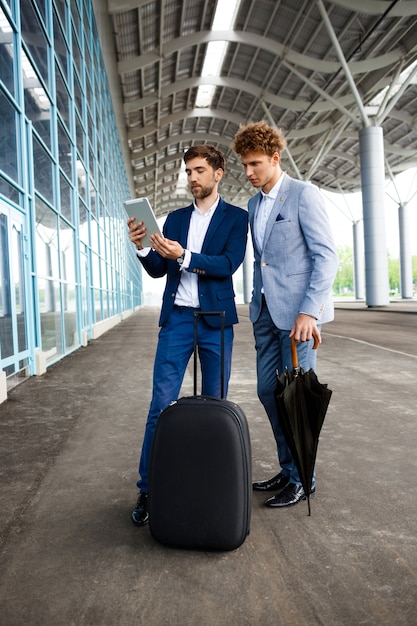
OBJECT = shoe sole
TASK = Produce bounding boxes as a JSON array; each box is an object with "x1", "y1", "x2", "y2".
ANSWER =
[{"x1": 265, "y1": 489, "x2": 316, "y2": 508}]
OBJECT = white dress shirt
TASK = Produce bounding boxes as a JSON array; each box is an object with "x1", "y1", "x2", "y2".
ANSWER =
[{"x1": 254, "y1": 175, "x2": 284, "y2": 252}]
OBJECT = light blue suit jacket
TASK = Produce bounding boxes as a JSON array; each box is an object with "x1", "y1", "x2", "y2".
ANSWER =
[{"x1": 248, "y1": 172, "x2": 338, "y2": 329}]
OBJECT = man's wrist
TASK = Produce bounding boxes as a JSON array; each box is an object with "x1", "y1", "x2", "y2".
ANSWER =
[{"x1": 176, "y1": 250, "x2": 186, "y2": 265}]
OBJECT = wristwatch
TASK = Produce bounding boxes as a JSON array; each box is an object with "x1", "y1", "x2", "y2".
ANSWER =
[{"x1": 176, "y1": 250, "x2": 185, "y2": 265}]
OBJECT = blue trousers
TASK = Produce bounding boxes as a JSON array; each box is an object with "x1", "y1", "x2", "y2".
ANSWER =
[
  {"x1": 253, "y1": 301, "x2": 318, "y2": 486},
  {"x1": 137, "y1": 307, "x2": 234, "y2": 493}
]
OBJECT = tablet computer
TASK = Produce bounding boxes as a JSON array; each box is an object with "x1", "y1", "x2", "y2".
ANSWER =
[{"x1": 124, "y1": 197, "x2": 162, "y2": 247}]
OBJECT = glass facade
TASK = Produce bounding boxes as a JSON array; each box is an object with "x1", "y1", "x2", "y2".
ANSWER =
[{"x1": 0, "y1": 0, "x2": 142, "y2": 391}]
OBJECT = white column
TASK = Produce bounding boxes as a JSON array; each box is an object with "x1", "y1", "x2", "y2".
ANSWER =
[
  {"x1": 242, "y1": 238, "x2": 254, "y2": 304},
  {"x1": 398, "y1": 202, "x2": 413, "y2": 299},
  {"x1": 353, "y1": 220, "x2": 365, "y2": 300},
  {"x1": 359, "y1": 126, "x2": 389, "y2": 306}
]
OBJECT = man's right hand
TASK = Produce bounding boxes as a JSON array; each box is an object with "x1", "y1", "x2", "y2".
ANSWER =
[{"x1": 128, "y1": 217, "x2": 147, "y2": 250}]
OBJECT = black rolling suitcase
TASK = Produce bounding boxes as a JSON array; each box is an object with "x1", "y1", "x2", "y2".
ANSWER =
[{"x1": 148, "y1": 311, "x2": 251, "y2": 551}]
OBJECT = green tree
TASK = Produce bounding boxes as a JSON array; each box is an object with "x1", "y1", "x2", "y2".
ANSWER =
[
  {"x1": 387, "y1": 253, "x2": 400, "y2": 295},
  {"x1": 333, "y1": 246, "x2": 354, "y2": 295}
]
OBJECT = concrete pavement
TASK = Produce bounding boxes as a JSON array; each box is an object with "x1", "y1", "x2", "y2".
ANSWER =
[{"x1": 1, "y1": 301, "x2": 417, "y2": 625}]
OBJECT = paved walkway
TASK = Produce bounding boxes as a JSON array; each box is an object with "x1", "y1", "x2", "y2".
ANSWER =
[{"x1": 1, "y1": 302, "x2": 417, "y2": 625}]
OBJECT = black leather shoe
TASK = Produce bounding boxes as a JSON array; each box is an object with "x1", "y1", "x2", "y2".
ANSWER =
[
  {"x1": 264, "y1": 483, "x2": 315, "y2": 507},
  {"x1": 131, "y1": 493, "x2": 149, "y2": 526},
  {"x1": 253, "y1": 472, "x2": 289, "y2": 492}
]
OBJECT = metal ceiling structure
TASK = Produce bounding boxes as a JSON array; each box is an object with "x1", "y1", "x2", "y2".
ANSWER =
[{"x1": 106, "y1": 0, "x2": 417, "y2": 219}]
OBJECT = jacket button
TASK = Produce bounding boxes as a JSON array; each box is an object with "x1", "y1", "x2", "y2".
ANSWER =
[{"x1": 261, "y1": 262, "x2": 267, "y2": 267}]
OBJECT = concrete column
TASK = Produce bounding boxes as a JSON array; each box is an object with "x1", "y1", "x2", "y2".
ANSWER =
[
  {"x1": 359, "y1": 126, "x2": 389, "y2": 306},
  {"x1": 242, "y1": 238, "x2": 254, "y2": 304},
  {"x1": 398, "y1": 202, "x2": 413, "y2": 298},
  {"x1": 352, "y1": 220, "x2": 365, "y2": 300}
]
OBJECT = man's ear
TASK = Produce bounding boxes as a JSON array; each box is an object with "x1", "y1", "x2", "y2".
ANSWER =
[{"x1": 215, "y1": 168, "x2": 224, "y2": 183}]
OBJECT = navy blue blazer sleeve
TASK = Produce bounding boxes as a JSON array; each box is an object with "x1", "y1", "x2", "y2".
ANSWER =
[{"x1": 138, "y1": 198, "x2": 248, "y2": 328}]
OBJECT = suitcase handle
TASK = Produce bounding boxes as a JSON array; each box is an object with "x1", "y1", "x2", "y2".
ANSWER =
[{"x1": 193, "y1": 311, "x2": 225, "y2": 399}]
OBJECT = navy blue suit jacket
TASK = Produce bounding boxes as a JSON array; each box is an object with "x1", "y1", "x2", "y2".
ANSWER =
[{"x1": 139, "y1": 197, "x2": 248, "y2": 328}]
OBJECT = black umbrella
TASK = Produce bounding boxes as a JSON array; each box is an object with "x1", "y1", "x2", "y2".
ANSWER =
[{"x1": 274, "y1": 338, "x2": 332, "y2": 515}]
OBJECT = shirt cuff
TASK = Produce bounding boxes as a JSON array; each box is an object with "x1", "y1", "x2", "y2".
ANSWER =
[
  {"x1": 180, "y1": 249, "x2": 191, "y2": 270},
  {"x1": 136, "y1": 247, "x2": 151, "y2": 258}
]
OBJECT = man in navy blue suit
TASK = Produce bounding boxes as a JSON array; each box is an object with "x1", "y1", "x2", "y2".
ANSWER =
[{"x1": 128, "y1": 145, "x2": 248, "y2": 526}]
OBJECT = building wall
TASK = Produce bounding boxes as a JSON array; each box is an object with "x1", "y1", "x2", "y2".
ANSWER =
[{"x1": 0, "y1": 0, "x2": 142, "y2": 401}]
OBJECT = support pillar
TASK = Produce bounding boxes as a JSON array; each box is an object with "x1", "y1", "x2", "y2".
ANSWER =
[
  {"x1": 398, "y1": 202, "x2": 413, "y2": 299},
  {"x1": 359, "y1": 126, "x2": 389, "y2": 306},
  {"x1": 242, "y1": 238, "x2": 254, "y2": 304},
  {"x1": 352, "y1": 220, "x2": 365, "y2": 300}
]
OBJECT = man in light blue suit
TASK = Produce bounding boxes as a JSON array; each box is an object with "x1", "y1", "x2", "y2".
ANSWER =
[
  {"x1": 127, "y1": 145, "x2": 248, "y2": 525},
  {"x1": 232, "y1": 121, "x2": 338, "y2": 508}
]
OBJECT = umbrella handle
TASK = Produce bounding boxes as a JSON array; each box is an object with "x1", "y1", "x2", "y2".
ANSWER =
[{"x1": 291, "y1": 336, "x2": 320, "y2": 369}]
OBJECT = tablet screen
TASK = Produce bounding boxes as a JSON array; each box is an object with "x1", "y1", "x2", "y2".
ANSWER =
[{"x1": 124, "y1": 197, "x2": 162, "y2": 247}]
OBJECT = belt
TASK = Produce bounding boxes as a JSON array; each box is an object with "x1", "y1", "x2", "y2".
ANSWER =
[{"x1": 173, "y1": 305, "x2": 201, "y2": 311}]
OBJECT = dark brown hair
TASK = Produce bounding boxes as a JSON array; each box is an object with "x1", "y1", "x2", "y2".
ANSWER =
[{"x1": 183, "y1": 144, "x2": 226, "y2": 171}]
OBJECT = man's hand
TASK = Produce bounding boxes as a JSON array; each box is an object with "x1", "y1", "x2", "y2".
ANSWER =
[
  {"x1": 127, "y1": 217, "x2": 147, "y2": 250},
  {"x1": 149, "y1": 233, "x2": 183, "y2": 260},
  {"x1": 289, "y1": 313, "x2": 321, "y2": 347}
]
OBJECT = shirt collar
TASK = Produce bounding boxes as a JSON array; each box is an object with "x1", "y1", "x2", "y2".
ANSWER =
[{"x1": 193, "y1": 195, "x2": 220, "y2": 216}]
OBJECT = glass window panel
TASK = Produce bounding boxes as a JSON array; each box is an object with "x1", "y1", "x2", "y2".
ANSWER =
[
  {"x1": 83, "y1": 1, "x2": 90, "y2": 33},
  {"x1": 88, "y1": 142, "x2": 95, "y2": 179},
  {"x1": 23, "y1": 55, "x2": 51, "y2": 148},
  {"x1": 57, "y1": 118, "x2": 72, "y2": 178},
  {"x1": 73, "y1": 70, "x2": 82, "y2": 115},
  {"x1": 75, "y1": 112, "x2": 84, "y2": 159},
  {"x1": 11, "y1": 220, "x2": 27, "y2": 352},
  {"x1": 55, "y1": 63, "x2": 70, "y2": 127},
  {"x1": 84, "y1": 39, "x2": 91, "y2": 82},
  {"x1": 78, "y1": 199, "x2": 88, "y2": 237},
  {"x1": 87, "y1": 107, "x2": 93, "y2": 145},
  {"x1": 53, "y1": 7, "x2": 68, "y2": 79},
  {"x1": 59, "y1": 217, "x2": 75, "y2": 282},
  {"x1": 34, "y1": 0, "x2": 46, "y2": 25},
  {"x1": 71, "y1": 3, "x2": 81, "y2": 42},
  {"x1": 0, "y1": 90, "x2": 18, "y2": 182},
  {"x1": 38, "y1": 278, "x2": 63, "y2": 360},
  {"x1": 20, "y1": 0, "x2": 49, "y2": 89},
  {"x1": 35, "y1": 197, "x2": 59, "y2": 278},
  {"x1": 0, "y1": 7, "x2": 15, "y2": 96},
  {"x1": 72, "y1": 34, "x2": 82, "y2": 82},
  {"x1": 89, "y1": 177, "x2": 97, "y2": 216},
  {"x1": 59, "y1": 172, "x2": 72, "y2": 222},
  {"x1": 63, "y1": 287, "x2": 77, "y2": 350},
  {"x1": 93, "y1": 287, "x2": 101, "y2": 322},
  {"x1": 32, "y1": 135, "x2": 54, "y2": 203},
  {"x1": 54, "y1": 0, "x2": 66, "y2": 30},
  {"x1": 0, "y1": 176, "x2": 20, "y2": 203},
  {"x1": 0, "y1": 213, "x2": 13, "y2": 359},
  {"x1": 100, "y1": 257, "x2": 107, "y2": 289},
  {"x1": 76, "y1": 156, "x2": 86, "y2": 202},
  {"x1": 79, "y1": 249, "x2": 88, "y2": 328}
]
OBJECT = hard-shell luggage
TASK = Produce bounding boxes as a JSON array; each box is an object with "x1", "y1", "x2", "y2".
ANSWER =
[{"x1": 148, "y1": 311, "x2": 252, "y2": 551}]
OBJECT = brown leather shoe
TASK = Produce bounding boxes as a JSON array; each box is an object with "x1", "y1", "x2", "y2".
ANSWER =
[{"x1": 252, "y1": 472, "x2": 289, "y2": 492}]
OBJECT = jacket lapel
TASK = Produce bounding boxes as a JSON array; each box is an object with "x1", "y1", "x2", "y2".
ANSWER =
[
  {"x1": 201, "y1": 197, "x2": 226, "y2": 251},
  {"x1": 180, "y1": 205, "x2": 194, "y2": 247},
  {"x1": 263, "y1": 172, "x2": 290, "y2": 246}
]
